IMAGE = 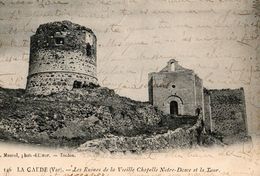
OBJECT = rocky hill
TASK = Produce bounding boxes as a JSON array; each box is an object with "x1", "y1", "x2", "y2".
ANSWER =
[{"x1": 0, "y1": 86, "x2": 220, "y2": 151}]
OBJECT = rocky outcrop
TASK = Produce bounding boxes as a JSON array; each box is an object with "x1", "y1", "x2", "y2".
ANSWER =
[
  {"x1": 0, "y1": 86, "x2": 222, "y2": 150},
  {"x1": 0, "y1": 87, "x2": 164, "y2": 147}
]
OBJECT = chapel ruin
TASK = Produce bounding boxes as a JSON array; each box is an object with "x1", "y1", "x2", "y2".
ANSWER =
[{"x1": 148, "y1": 59, "x2": 250, "y2": 143}]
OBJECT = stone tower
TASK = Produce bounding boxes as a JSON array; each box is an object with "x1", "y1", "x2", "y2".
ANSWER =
[{"x1": 26, "y1": 21, "x2": 97, "y2": 95}]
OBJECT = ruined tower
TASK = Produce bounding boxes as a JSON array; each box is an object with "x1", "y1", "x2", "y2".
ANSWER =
[{"x1": 26, "y1": 21, "x2": 97, "y2": 95}]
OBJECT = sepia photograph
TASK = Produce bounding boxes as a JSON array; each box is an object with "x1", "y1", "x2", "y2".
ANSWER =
[{"x1": 0, "y1": 0, "x2": 259, "y2": 176}]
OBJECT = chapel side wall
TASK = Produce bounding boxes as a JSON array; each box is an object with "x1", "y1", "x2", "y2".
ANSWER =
[
  {"x1": 203, "y1": 89, "x2": 212, "y2": 132},
  {"x1": 195, "y1": 75, "x2": 204, "y2": 113},
  {"x1": 209, "y1": 88, "x2": 249, "y2": 144},
  {"x1": 148, "y1": 73, "x2": 154, "y2": 104}
]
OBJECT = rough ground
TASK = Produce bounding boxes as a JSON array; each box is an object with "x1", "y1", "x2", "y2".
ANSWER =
[{"x1": 0, "y1": 86, "x2": 220, "y2": 151}]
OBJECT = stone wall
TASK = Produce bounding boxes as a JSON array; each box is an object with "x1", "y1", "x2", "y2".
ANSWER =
[
  {"x1": 78, "y1": 115, "x2": 220, "y2": 153},
  {"x1": 26, "y1": 72, "x2": 97, "y2": 95},
  {"x1": 209, "y1": 88, "x2": 249, "y2": 144},
  {"x1": 30, "y1": 21, "x2": 96, "y2": 59},
  {"x1": 78, "y1": 128, "x2": 198, "y2": 153},
  {"x1": 195, "y1": 74, "x2": 204, "y2": 113},
  {"x1": 28, "y1": 50, "x2": 96, "y2": 75},
  {"x1": 26, "y1": 21, "x2": 97, "y2": 95},
  {"x1": 203, "y1": 89, "x2": 212, "y2": 132}
]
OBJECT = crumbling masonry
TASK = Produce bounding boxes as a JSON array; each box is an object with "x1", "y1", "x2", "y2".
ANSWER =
[
  {"x1": 148, "y1": 59, "x2": 249, "y2": 144},
  {"x1": 24, "y1": 21, "x2": 249, "y2": 145},
  {"x1": 26, "y1": 21, "x2": 97, "y2": 95}
]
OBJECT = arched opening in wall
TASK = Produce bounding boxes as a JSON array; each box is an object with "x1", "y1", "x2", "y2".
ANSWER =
[
  {"x1": 170, "y1": 62, "x2": 175, "y2": 71},
  {"x1": 55, "y1": 37, "x2": 64, "y2": 45},
  {"x1": 73, "y1": 80, "x2": 82, "y2": 88},
  {"x1": 170, "y1": 101, "x2": 178, "y2": 115},
  {"x1": 86, "y1": 43, "x2": 92, "y2": 56}
]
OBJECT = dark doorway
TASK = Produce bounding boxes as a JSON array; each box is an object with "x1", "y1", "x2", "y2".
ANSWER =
[
  {"x1": 170, "y1": 101, "x2": 178, "y2": 115},
  {"x1": 73, "y1": 80, "x2": 82, "y2": 88},
  {"x1": 55, "y1": 37, "x2": 64, "y2": 45}
]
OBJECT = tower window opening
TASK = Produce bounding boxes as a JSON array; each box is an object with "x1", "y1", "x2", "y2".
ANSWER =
[
  {"x1": 73, "y1": 80, "x2": 82, "y2": 88},
  {"x1": 86, "y1": 43, "x2": 92, "y2": 56},
  {"x1": 55, "y1": 37, "x2": 64, "y2": 45}
]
